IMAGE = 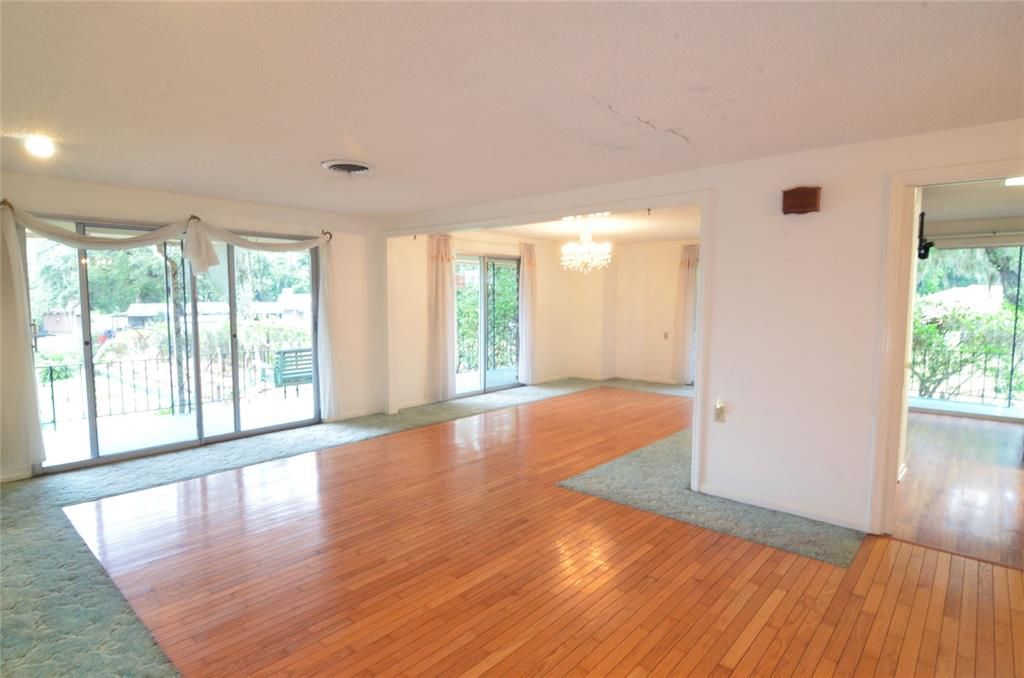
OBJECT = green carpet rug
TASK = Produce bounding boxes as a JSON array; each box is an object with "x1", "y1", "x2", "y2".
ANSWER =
[
  {"x1": 559, "y1": 429, "x2": 864, "y2": 567},
  {"x1": 0, "y1": 378, "x2": 687, "y2": 677}
]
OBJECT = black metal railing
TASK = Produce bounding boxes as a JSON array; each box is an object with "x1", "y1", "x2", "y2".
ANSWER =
[
  {"x1": 908, "y1": 345, "x2": 1023, "y2": 407},
  {"x1": 36, "y1": 347, "x2": 313, "y2": 426}
]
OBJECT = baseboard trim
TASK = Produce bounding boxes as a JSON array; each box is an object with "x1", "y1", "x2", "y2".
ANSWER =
[
  {"x1": 699, "y1": 482, "x2": 872, "y2": 534},
  {"x1": 324, "y1": 406, "x2": 389, "y2": 422},
  {"x1": 610, "y1": 375, "x2": 678, "y2": 386},
  {"x1": 1, "y1": 467, "x2": 33, "y2": 484}
]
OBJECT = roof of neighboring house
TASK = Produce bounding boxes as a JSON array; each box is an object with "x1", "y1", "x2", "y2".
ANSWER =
[{"x1": 117, "y1": 301, "x2": 230, "y2": 318}]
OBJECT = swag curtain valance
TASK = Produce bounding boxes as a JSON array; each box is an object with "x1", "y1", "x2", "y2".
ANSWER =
[{"x1": 1, "y1": 200, "x2": 331, "y2": 273}]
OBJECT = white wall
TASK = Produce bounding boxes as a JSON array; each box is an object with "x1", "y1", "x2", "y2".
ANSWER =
[
  {"x1": 613, "y1": 240, "x2": 693, "y2": 384},
  {"x1": 1, "y1": 172, "x2": 388, "y2": 421},
  {"x1": 385, "y1": 235, "x2": 429, "y2": 411},
  {"x1": 396, "y1": 118, "x2": 1024, "y2": 532}
]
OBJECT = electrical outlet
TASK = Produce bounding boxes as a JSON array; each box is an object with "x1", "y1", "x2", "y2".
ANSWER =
[
  {"x1": 714, "y1": 399, "x2": 726, "y2": 423},
  {"x1": 663, "y1": 331, "x2": 669, "y2": 340}
]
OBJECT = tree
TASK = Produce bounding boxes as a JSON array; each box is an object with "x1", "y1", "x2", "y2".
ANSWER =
[
  {"x1": 455, "y1": 262, "x2": 519, "y2": 374},
  {"x1": 83, "y1": 248, "x2": 167, "y2": 314},
  {"x1": 911, "y1": 304, "x2": 1015, "y2": 399},
  {"x1": 162, "y1": 244, "x2": 191, "y2": 414},
  {"x1": 916, "y1": 247, "x2": 997, "y2": 297},
  {"x1": 29, "y1": 240, "x2": 79, "y2": 314},
  {"x1": 984, "y1": 247, "x2": 1023, "y2": 306}
]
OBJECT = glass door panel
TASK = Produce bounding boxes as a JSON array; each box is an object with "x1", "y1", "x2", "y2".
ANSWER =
[
  {"x1": 234, "y1": 245, "x2": 316, "y2": 431},
  {"x1": 25, "y1": 222, "x2": 93, "y2": 466},
  {"x1": 455, "y1": 256, "x2": 483, "y2": 395},
  {"x1": 84, "y1": 227, "x2": 198, "y2": 455},
  {"x1": 195, "y1": 242, "x2": 236, "y2": 437},
  {"x1": 485, "y1": 258, "x2": 520, "y2": 390},
  {"x1": 28, "y1": 221, "x2": 321, "y2": 469}
]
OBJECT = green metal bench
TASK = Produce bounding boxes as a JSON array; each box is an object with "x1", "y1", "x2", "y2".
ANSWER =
[{"x1": 273, "y1": 348, "x2": 313, "y2": 389}]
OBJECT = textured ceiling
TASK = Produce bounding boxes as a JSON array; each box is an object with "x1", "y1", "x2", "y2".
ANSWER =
[
  {"x1": 491, "y1": 205, "x2": 700, "y2": 244},
  {"x1": 2, "y1": 2, "x2": 1022, "y2": 220}
]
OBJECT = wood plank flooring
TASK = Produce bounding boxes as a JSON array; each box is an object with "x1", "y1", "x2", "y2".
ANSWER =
[
  {"x1": 895, "y1": 412, "x2": 1024, "y2": 570},
  {"x1": 65, "y1": 388, "x2": 1024, "y2": 676}
]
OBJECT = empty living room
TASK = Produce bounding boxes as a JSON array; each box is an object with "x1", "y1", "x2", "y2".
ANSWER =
[{"x1": 2, "y1": 2, "x2": 1023, "y2": 676}]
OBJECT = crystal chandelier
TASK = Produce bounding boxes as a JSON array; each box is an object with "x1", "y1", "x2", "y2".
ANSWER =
[{"x1": 560, "y1": 213, "x2": 613, "y2": 273}]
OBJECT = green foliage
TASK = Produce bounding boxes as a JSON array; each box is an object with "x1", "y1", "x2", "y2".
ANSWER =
[
  {"x1": 455, "y1": 260, "x2": 519, "y2": 375},
  {"x1": 27, "y1": 239, "x2": 79, "y2": 315},
  {"x1": 456, "y1": 270, "x2": 480, "y2": 373},
  {"x1": 915, "y1": 248, "x2": 997, "y2": 297},
  {"x1": 235, "y1": 249, "x2": 310, "y2": 303},
  {"x1": 85, "y1": 248, "x2": 168, "y2": 314},
  {"x1": 36, "y1": 353, "x2": 76, "y2": 383},
  {"x1": 911, "y1": 246, "x2": 1024, "y2": 406},
  {"x1": 911, "y1": 304, "x2": 1015, "y2": 399},
  {"x1": 487, "y1": 263, "x2": 519, "y2": 370}
]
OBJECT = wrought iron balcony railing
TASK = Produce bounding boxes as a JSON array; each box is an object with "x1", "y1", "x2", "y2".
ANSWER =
[
  {"x1": 36, "y1": 348, "x2": 312, "y2": 427},
  {"x1": 908, "y1": 344, "x2": 1022, "y2": 408}
]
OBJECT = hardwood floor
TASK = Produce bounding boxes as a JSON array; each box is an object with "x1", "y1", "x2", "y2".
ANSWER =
[
  {"x1": 895, "y1": 412, "x2": 1024, "y2": 570},
  {"x1": 65, "y1": 388, "x2": 1024, "y2": 676}
]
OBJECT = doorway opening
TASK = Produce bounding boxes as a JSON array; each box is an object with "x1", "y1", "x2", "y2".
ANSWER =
[
  {"x1": 894, "y1": 176, "x2": 1024, "y2": 569},
  {"x1": 454, "y1": 254, "x2": 521, "y2": 395}
]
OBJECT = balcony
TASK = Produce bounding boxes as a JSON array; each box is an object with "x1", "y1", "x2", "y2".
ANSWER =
[
  {"x1": 37, "y1": 350, "x2": 315, "y2": 466},
  {"x1": 907, "y1": 344, "x2": 1024, "y2": 419}
]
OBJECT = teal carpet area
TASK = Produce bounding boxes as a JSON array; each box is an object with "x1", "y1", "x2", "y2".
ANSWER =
[
  {"x1": 0, "y1": 378, "x2": 687, "y2": 677},
  {"x1": 559, "y1": 429, "x2": 865, "y2": 568}
]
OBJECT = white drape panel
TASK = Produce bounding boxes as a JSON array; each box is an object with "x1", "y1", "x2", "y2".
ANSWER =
[
  {"x1": 5, "y1": 207, "x2": 329, "y2": 273},
  {"x1": 518, "y1": 243, "x2": 537, "y2": 385},
  {"x1": 426, "y1": 235, "x2": 456, "y2": 402},
  {"x1": 316, "y1": 243, "x2": 342, "y2": 421},
  {"x1": 673, "y1": 245, "x2": 700, "y2": 385},
  {"x1": 1, "y1": 207, "x2": 46, "y2": 479}
]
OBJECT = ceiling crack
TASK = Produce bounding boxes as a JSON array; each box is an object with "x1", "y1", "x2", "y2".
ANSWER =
[{"x1": 587, "y1": 92, "x2": 692, "y2": 146}]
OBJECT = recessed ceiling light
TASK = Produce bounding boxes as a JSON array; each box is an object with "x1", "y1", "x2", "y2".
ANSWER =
[
  {"x1": 24, "y1": 134, "x2": 56, "y2": 158},
  {"x1": 321, "y1": 159, "x2": 371, "y2": 175},
  {"x1": 1005, "y1": 176, "x2": 1024, "y2": 187}
]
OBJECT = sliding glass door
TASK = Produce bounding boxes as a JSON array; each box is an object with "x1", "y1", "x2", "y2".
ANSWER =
[
  {"x1": 197, "y1": 242, "x2": 235, "y2": 438},
  {"x1": 455, "y1": 257, "x2": 483, "y2": 394},
  {"x1": 455, "y1": 255, "x2": 520, "y2": 396},
  {"x1": 25, "y1": 221, "x2": 319, "y2": 469},
  {"x1": 26, "y1": 220, "x2": 92, "y2": 466},
  {"x1": 234, "y1": 244, "x2": 317, "y2": 431},
  {"x1": 485, "y1": 258, "x2": 520, "y2": 390},
  {"x1": 84, "y1": 226, "x2": 199, "y2": 456}
]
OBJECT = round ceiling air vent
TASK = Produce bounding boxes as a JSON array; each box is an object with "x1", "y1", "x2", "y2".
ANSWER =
[{"x1": 321, "y1": 159, "x2": 372, "y2": 175}]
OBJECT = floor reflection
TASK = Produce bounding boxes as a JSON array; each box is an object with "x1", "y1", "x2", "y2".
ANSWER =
[{"x1": 895, "y1": 412, "x2": 1024, "y2": 569}]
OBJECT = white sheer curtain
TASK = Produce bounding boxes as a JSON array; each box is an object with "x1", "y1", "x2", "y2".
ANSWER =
[
  {"x1": 1, "y1": 207, "x2": 46, "y2": 480},
  {"x1": 518, "y1": 243, "x2": 537, "y2": 385},
  {"x1": 316, "y1": 244, "x2": 343, "y2": 421},
  {"x1": 426, "y1": 235, "x2": 456, "y2": 402},
  {"x1": 673, "y1": 244, "x2": 700, "y2": 386},
  {"x1": 0, "y1": 201, "x2": 333, "y2": 478}
]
